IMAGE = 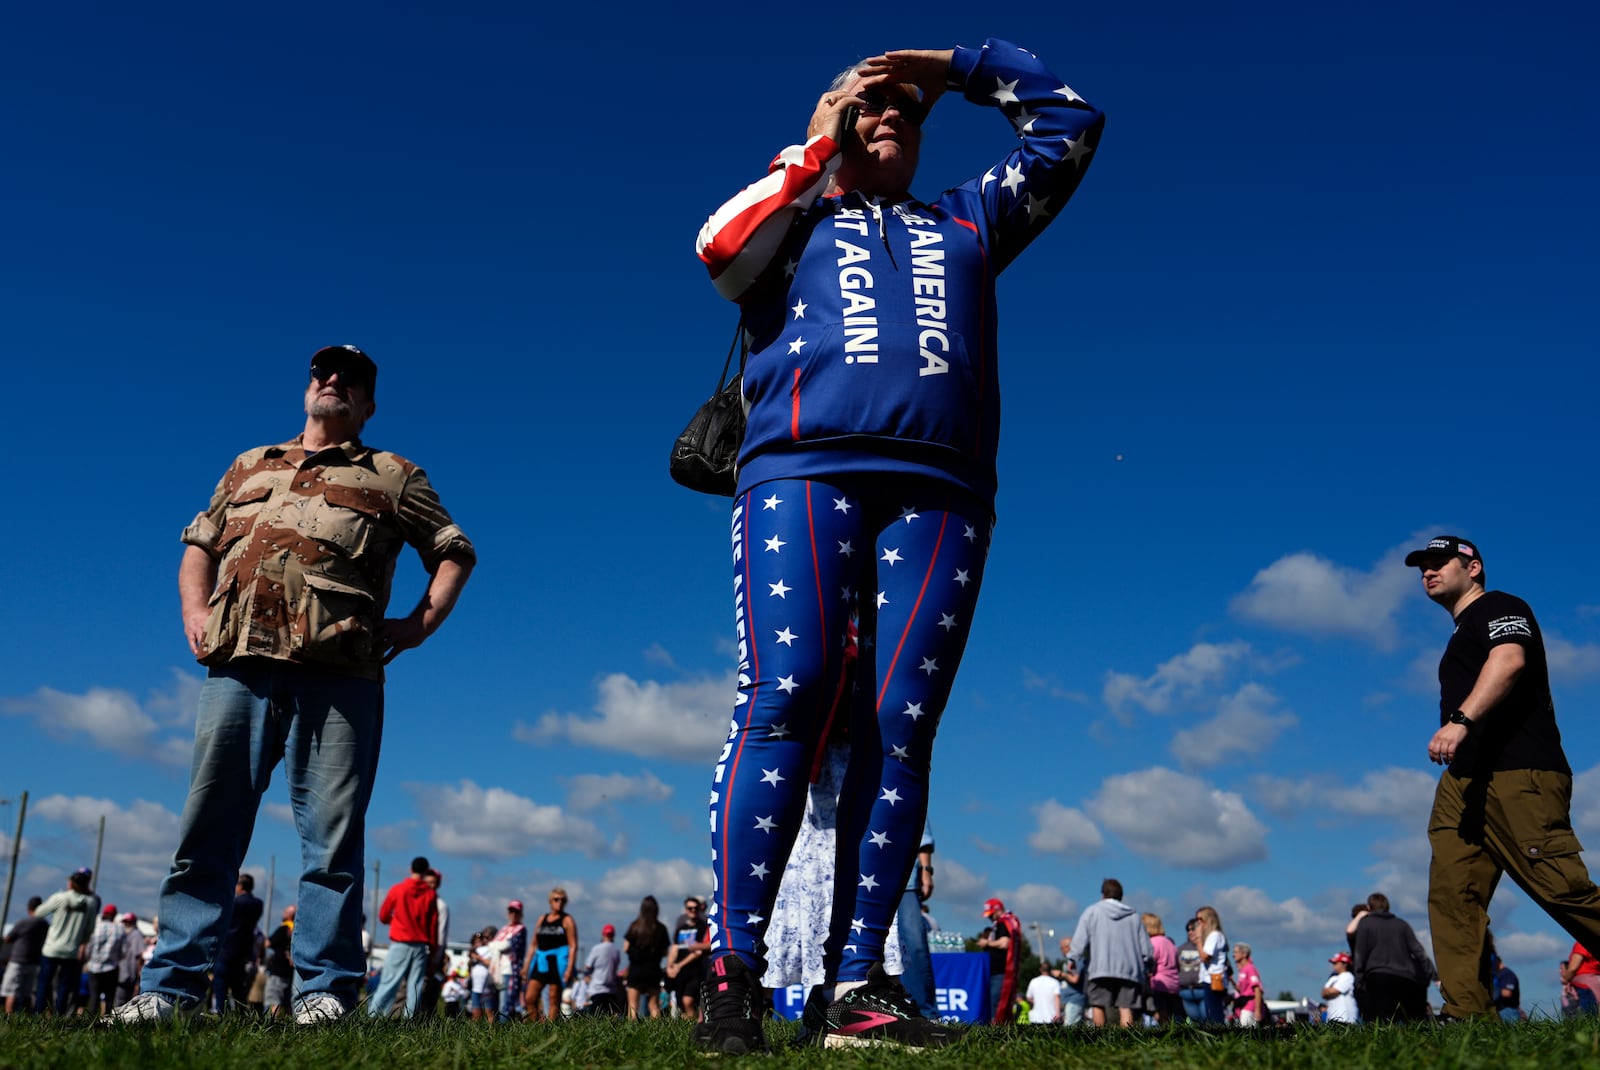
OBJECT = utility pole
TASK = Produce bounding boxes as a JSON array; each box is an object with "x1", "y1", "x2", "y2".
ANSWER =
[
  {"x1": 0, "y1": 791, "x2": 27, "y2": 933},
  {"x1": 263, "y1": 855, "x2": 275, "y2": 932},
  {"x1": 92, "y1": 815, "x2": 106, "y2": 894},
  {"x1": 368, "y1": 859, "x2": 381, "y2": 970}
]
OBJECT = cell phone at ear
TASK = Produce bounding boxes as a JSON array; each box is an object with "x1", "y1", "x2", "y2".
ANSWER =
[{"x1": 839, "y1": 105, "x2": 859, "y2": 143}]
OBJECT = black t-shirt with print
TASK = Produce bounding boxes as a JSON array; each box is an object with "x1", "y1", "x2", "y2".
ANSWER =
[{"x1": 1440, "y1": 590, "x2": 1568, "y2": 775}]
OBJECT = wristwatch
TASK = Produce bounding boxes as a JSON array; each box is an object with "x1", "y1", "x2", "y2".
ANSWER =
[{"x1": 1448, "y1": 710, "x2": 1476, "y2": 731}]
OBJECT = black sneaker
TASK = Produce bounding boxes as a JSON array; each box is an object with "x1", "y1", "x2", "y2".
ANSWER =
[
  {"x1": 693, "y1": 954, "x2": 768, "y2": 1055},
  {"x1": 820, "y1": 964, "x2": 960, "y2": 1049},
  {"x1": 791, "y1": 986, "x2": 829, "y2": 1047}
]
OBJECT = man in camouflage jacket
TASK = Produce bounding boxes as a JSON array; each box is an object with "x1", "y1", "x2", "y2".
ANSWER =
[{"x1": 119, "y1": 345, "x2": 474, "y2": 1025}]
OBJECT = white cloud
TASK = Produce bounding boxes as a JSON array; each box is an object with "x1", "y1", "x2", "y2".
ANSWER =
[
  {"x1": 1169, "y1": 683, "x2": 1298, "y2": 769},
  {"x1": 1027, "y1": 800, "x2": 1104, "y2": 856},
  {"x1": 930, "y1": 857, "x2": 990, "y2": 931},
  {"x1": 1362, "y1": 831, "x2": 1432, "y2": 916},
  {"x1": 563, "y1": 771, "x2": 674, "y2": 813},
  {"x1": 262, "y1": 802, "x2": 295, "y2": 825},
  {"x1": 1247, "y1": 774, "x2": 1318, "y2": 816},
  {"x1": 1087, "y1": 767, "x2": 1269, "y2": 870},
  {"x1": 1205, "y1": 885, "x2": 1341, "y2": 949},
  {"x1": 1249, "y1": 767, "x2": 1436, "y2": 826},
  {"x1": 1495, "y1": 930, "x2": 1566, "y2": 962},
  {"x1": 1230, "y1": 549, "x2": 1413, "y2": 648},
  {"x1": 1102, "y1": 641, "x2": 1252, "y2": 719},
  {"x1": 1020, "y1": 668, "x2": 1089, "y2": 704},
  {"x1": 0, "y1": 670, "x2": 202, "y2": 767},
  {"x1": 514, "y1": 672, "x2": 733, "y2": 762},
  {"x1": 997, "y1": 882, "x2": 1080, "y2": 939},
  {"x1": 29, "y1": 794, "x2": 183, "y2": 911},
  {"x1": 1324, "y1": 767, "x2": 1437, "y2": 821},
  {"x1": 409, "y1": 780, "x2": 619, "y2": 860},
  {"x1": 1573, "y1": 765, "x2": 1600, "y2": 839},
  {"x1": 1548, "y1": 635, "x2": 1600, "y2": 682},
  {"x1": 572, "y1": 857, "x2": 716, "y2": 925}
]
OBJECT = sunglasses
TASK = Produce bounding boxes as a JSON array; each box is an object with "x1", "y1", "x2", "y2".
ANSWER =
[
  {"x1": 309, "y1": 362, "x2": 372, "y2": 389},
  {"x1": 856, "y1": 89, "x2": 925, "y2": 125}
]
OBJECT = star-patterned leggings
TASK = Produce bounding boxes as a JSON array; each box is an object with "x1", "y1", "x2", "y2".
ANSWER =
[{"x1": 708, "y1": 476, "x2": 990, "y2": 983}]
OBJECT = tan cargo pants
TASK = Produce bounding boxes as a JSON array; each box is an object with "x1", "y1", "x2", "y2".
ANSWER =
[{"x1": 1429, "y1": 768, "x2": 1600, "y2": 1018}]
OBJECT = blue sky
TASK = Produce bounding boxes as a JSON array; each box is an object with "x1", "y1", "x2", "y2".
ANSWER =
[{"x1": 3, "y1": 0, "x2": 1597, "y2": 1015}]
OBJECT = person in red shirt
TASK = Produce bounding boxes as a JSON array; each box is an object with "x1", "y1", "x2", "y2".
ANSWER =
[
  {"x1": 1560, "y1": 943, "x2": 1600, "y2": 1007},
  {"x1": 976, "y1": 898, "x2": 1023, "y2": 1024},
  {"x1": 368, "y1": 857, "x2": 439, "y2": 1018}
]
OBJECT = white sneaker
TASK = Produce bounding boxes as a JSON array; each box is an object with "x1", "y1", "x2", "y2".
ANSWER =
[
  {"x1": 292, "y1": 993, "x2": 349, "y2": 1026},
  {"x1": 103, "y1": 991, "x2": 199, "y2": 1024}
]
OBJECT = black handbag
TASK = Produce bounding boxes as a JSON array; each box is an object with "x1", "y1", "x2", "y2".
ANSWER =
[{"x1": 670, "y1": 321, "x2": 747, "y2": 496}]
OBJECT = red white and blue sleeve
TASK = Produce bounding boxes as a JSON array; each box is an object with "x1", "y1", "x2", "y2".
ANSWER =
[
  {"x1": 941, "y1": 39, "x2": 1106, "y2": 275},
  {"x1": 696, "y1": 136, "x2": 842, "y2": 302}
]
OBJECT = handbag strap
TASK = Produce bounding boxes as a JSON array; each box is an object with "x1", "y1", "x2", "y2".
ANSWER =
[{"x1": 716, "y1": 316, "x2": 747, "y2": 392}]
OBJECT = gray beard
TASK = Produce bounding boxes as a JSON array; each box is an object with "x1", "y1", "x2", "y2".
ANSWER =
[{"x1": 309, "y1": 396, "x2": 354, "y2": 419}]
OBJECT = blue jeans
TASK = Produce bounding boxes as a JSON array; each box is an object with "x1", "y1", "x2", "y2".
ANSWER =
[
  {"x1": 141, "y1": 662, "x2": 383, "y2": 1008},
  {"x1": 36, "y1": 957, "x2": 83, "y2": 1015},
  {"x1": 1179, "y1": 985, "x2": 1209, "y2": 1021},
  {"x1": 368, "y1": 941, "x2": 429, "y2": 1017},
  {"x1": 895, "y1": 890, "x2": 936, "y2": 1018}
]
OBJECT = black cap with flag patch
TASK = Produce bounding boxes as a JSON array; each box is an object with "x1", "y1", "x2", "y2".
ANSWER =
[{"x1": 1404, "y1": 535, "x2": 1481, "y2": 567}]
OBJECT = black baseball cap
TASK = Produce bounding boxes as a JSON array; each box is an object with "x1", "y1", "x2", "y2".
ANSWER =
[
  {"x1": 310, "y1": 345, "x2": 378, "y2": 394},
  {"x1": 1404, "y1": 535, "x2": 1481, "y2": 567}
]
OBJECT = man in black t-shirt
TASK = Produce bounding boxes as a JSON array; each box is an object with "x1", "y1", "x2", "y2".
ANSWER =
[
  {"x1": 667, "y1": 898, "x2": 710, "y2": 1020},
  {"x1": 1407, "y1": 535, "x2": 1600, "y2": 1020}
]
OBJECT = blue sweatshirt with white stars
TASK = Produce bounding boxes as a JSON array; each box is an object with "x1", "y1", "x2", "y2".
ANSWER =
[{"x1": 696, "y1": 40, "x2": 1104, "y2": 507}]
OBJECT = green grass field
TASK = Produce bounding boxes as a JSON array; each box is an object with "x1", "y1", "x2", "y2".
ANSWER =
[{"x1": 3, "y1": 1015, "x2": 1598, "y2": 1070}]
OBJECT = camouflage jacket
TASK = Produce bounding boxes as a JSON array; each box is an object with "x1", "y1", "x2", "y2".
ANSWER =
[{"x1": 182, "y1": 436, "x2": 475, "y2": 680}]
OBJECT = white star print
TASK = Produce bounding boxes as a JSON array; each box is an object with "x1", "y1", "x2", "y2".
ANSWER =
[
  {"x1": 788, "y1": 337, "x2": 807, "y2": 355},
  {"x1": 765, "y1": 535, "x2": 785, "y2": 553},
  {"x1": 754, "y1": 815, "x2": 776, "y2": 832},
  {"x1": 761, "y1": 767, "x2": 784, "y2": 786},
  {"x1": 954, "y1": 569, "x2": 971, "y2": 586},
  {"x1": 762, "y1": 494, "x2": 782, "y2": 510},
  {"x1": 891, "y1": 745, "x2": 909, "y2": 760},
  {"x1": 1064, "y1": 135, "x2": 1094, "y2": 168},
  {"x1": 1054, "y1": 82, "x2": 1085, "y2": 103},
  {"x1": 869, "y1": 830, "x2": 891, "y2": 847},
  {"x1": 859, "y1": 873, "x2": 879, "y2": 890},
  {"x1": 1024, "y1": 193, "x2": 1052, "y2": 221},
  {"x1": 769, "y1": 579, "x2": 791, "y2": 598},
  {"x1": 990, "y1": 77, "x2": 1020, "y2": 105},
  {"x1": 747, "y1": 913, "x2": 765, "y2": 926},
  {"x1": 938, "y1": 613, "x2": 957, "y2": 631},
  {"x1": 903, "y1": 702, "x2": 924, "y2": 721},
  {"x1": 792, "y1": 298, "x2": 808, "y2": 319},
  {"x1": 776, "y1": 674, "x2": 797, "y2": 694},
  {"x1": 899, "y1": 507, "x2": 920, "y2": 523},
  {"x1": 876, "y1": 591, "x2": 889, "y2": 609},
  {"x1": 1013, "y1": 106, "x2": 1040, "y2": 133},
  {"x1": 850, "y1": 917, "x2": 865, "y2": 934},
  {"x1": 775, "y1": 627, "x2": 797, "y2": 646},
  {"x1": 881, "y1": 547, "x2": 902, "y2": 565},
  {"x1": 920, "y1": 657, "x2": 940, "y2": 675},
  {"x1": 880, "y1": 788, "x2": 902, "y2": 805},
  {"x1": 840, "y1": 586, "x2": 853, "y2": 603},
  {"x1": 833, "y1": 496, "x2": 852, "y2": 513},
  {"x1": 1001, "y1": 162, "x2": 1025, "y2": 195},
  {"x1": 750, "y1": 863, "x2": 769, "y2": 879},
  {"x1": 769, "y1": 722, "x2": 791, "y2": 740},
  {"x1": 709, "y1": 790, "x2": 719, "y2": 805},
  {"x1": 964, "y1": 525, "x2": 977, "y2": 542},
  {"x1": 838, "y1": 540, "x2": 854, "y2": 556},
  {"x1": 981, "y1": 168, "x2": 997, "y2": 189}
]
